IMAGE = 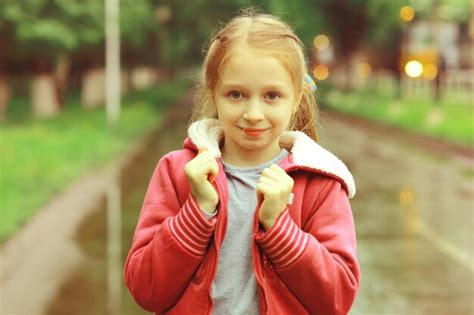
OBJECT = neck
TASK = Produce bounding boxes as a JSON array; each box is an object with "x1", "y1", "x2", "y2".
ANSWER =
[{"x1": 220, "y1": 140, "x2": 282, "y2": 167}]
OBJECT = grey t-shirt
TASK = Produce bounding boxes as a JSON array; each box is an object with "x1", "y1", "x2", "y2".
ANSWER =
[{"x1": 205, "y1": 149, "x2": 289, "y2": 315}]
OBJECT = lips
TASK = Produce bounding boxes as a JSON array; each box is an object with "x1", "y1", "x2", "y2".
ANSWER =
[
  {"x1": 239, "y1": 127, "x2": 269, "y2": 132},
  {"x1": 239, "y1": 126, "x2": 269, "y2": 137}
]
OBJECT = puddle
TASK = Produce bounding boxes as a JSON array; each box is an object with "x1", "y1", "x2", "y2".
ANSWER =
[{"x1": 46, "y1": 99, "x2": 191, "y2": 314}]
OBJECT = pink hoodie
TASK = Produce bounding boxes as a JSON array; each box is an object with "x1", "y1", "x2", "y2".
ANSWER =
[{"x1": 124, "y1": 119, "x2": 360, "y2": 314}]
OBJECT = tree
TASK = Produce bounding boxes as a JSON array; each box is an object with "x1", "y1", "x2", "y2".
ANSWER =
[
  {"x1": 363, "y1": 1, "x2": 406, "y2": 99},
  {"x1": 318, "y1": 0, "x2": 369, "y2": 91},
  {"x1": 0, "y1": 0, "x2": 104, "y2": 116},
  {"x1": 0, "y1": 0, "x2": 158, "y2": 117}
]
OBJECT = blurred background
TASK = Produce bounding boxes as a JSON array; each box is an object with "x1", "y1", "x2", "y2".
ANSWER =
[{"x1": 0, "y1": 0, "x2": 472, "y2": 314}]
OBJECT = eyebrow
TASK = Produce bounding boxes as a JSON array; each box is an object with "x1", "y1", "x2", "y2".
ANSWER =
[{"x1": 221, "y1": 83, "x2": 289, "y2": 92}]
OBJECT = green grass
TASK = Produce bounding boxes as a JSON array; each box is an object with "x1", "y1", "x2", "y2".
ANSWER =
[
  {"x1": 0, "y1": 78, "x2": 191, "y2": 242},
  {"x1": 321, "y1": 85, "x2": 473, "y2": 147}
]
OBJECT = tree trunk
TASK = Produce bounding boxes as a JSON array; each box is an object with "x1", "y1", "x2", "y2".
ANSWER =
[
  {"x1": 394, "y1": 70, "x2": 402, "y2": 100},
  {"x1": 120, "y1": 70, "x2": 129, "y2": 96},
  {"x1": 433, "y1": 55, "x2": 446, "y2": 104},
  {"x1": 130, "y1": 66, "x2": 157, "y2": 90},
  {"x1": 344, "y1": 59, "x2": 353, "y2": 92},
  {"x1": 31, "y1": 73, "x2": 60, "y2": 118},
  {"x1": 0, "y1": 74, "x2": 10, "y2": 121},
  {"x1": 81, "y1": 67, "x2": 105, "y2": 108},
  {"x1": 54, "y1": 52, "x2": 71, "y2": 108}
]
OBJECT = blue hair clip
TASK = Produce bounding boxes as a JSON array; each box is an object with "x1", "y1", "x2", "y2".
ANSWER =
[{"x1": 304, "y1": 74, "x2": 317, "y2": 92}]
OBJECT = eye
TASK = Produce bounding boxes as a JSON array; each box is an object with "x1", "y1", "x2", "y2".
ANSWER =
[
  {"x1": 228, "y1": 90, "x2": 242, "y2": 100},
  {"x1": 265, "y1": 91, "x2": 280, "y2": 101}
]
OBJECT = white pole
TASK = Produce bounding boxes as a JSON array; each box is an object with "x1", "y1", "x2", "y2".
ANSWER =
[
  {"x1": 105, "y1": 1, "x2": 122, "y2": 313},
  {"x1": 105, "y1": 0, "x2": 121, "y2": 127}
]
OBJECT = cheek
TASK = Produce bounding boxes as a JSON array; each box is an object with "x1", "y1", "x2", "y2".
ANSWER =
[
  {"x1": 268, "y1": 109, "x2": 292, "y2": 126},
  {"x1": 218, "y1": 104, "x2": 241, "y2": 120},
  {"x1": 216, "y1": 108, "x2": 238, "y2": 128}
]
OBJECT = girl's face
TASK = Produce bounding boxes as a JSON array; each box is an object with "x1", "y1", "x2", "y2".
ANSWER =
[{"x1": 214, "y1": 47, "x2": 300, "y2": 165}]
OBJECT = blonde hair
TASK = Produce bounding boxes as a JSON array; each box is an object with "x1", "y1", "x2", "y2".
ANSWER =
[{"x1": 190, "y1": 8, "x2": 320, "y2": 142}]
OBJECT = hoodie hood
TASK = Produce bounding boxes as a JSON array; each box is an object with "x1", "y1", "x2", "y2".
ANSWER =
[{"x1": 183, "y1": 118, "x2": 356, "y2": 199}]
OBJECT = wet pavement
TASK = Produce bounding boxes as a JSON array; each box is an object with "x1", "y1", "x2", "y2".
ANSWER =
[
  {"x1": 28, "y1": 92, "x2": 474, "y2": 314},
  {"x1": 317, "y1": 110, "x2": 474, "y2": 314},
  {"x1": 44, "y1": 94, "x2": 194, "y2": 315}
]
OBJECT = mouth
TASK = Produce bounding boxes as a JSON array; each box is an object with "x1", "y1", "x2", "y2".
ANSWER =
[{"x1": 238, "y1": 127, "x2": 269, "y2": 136}]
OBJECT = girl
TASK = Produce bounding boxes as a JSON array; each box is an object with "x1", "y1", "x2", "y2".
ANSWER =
[{"x1": 125, "y1": 9, "x2": 360, "y2": 315}]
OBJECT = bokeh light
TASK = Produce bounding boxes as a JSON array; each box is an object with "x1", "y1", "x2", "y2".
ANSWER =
[
  {"x1": 356, "y1": 63, "x2": 372, "y2": 78},
  {"x1": 312, "y1": 65, "x2": 329, "y2": 80},
  {"x1": 400, "y1": 6, "x2": 415, "y2": 22},
  {"x1": 155, "y1": 5, "x2": 172, "y2": 24},
  {"x1": 422, "y1": 63, "x2": 438, "y2": 80},
  {"x1": 405, "y1": 60, "x2": 423, "y2": 77},
  {"x1": 313, "y1": 35, "x2": 330, "y2": 50}
]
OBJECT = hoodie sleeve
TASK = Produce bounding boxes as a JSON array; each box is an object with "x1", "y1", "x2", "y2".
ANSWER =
[
  {"x1": 124, "y1": 153, "x2": 217, "y2": 313},
  {"x1": 255, "y1": 178, "x2": 360, "y2": 315}
]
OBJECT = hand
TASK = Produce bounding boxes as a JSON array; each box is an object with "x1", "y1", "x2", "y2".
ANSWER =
[
  {"x1": 184, "y1": 146, "x2": 219, "y2": 213},
  {"x1": 256, "y1": 164, "x2": 294, "y2": 230}
]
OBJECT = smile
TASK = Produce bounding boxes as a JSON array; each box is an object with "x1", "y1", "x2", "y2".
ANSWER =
[{"x1": 239, "y1": 127, "x2": 269, "y2": 136}]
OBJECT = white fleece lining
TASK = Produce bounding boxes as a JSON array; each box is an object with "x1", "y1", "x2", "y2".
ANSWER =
[{"x1": 187, "y1": 118, "x2": 356, "y2": 199}]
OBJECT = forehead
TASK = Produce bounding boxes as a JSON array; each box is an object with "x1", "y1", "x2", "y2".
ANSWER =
[{"x1": 217, "y1": 48, "x2": 294, "y2": 91}]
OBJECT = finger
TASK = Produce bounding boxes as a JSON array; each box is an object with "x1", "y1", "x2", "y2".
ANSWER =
[
  {"x1": 256, "y1": 182, "x2": 271, "y2": 198},
  {"x1": 270, "y1": 164, "x2": 294, "y2": 185},
  {"x1": 258, "y1": 176, "x2": 278, "y2": 186},
  {"x1": 198, "y1": 145, "x2": 208, "y2": 155},
  {"x1": 270, "y1": 164, "x2": 287, "y2": 175},
  {"x1": 261, "y1": 167, "x2": 282, "y2": 181},
  {"x1": 207, "y1": 160, "x2": 218, "y2": 182},
  {"x1": 196, "y1": 157, "x2": 218, "y2": 183},
  {"x1": 195, "y1": 147, "x2": 214, "y2": 165},
  {"x1": 256, "y1": 188, "x2": 263, "y2": 204},
  {"x1": 259, "y1": 179, "x2": 288, "y2": 199}
]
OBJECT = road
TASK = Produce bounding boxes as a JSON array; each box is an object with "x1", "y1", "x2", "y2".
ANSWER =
[{"x1": 318, "y1": 110, "x2": 474, "y2": 314}]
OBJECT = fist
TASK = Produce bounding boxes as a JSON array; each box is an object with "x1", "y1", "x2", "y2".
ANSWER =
[
  {"x1": 256, "y1": 164, "x2": 294, "y2": 230},
  {"x1": 184, "y1": 146, "x2": 219, "y2": 213}
]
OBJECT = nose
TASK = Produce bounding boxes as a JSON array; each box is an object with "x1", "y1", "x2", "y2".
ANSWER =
[{"x1": 243, "y1": 99, "x2": 264, "y2": 122}]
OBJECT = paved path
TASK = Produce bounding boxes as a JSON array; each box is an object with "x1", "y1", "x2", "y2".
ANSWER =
[{"x1": 318, "y1": 110, "x2": 474, "y2": 314}]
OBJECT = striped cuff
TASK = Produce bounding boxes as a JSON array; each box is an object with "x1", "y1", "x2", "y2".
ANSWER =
[
  {"x1": 169, "y1": 194, "x2": 217, "y2": 256},
  {"x1": 255, "y1": 208, "x2": 309, "y2": 269}
]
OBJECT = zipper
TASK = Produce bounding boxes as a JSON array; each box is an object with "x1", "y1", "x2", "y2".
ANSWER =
[
  {"x1": 253, "y1": 203, "x2": 269, "y2": 314},
  {"x1": 207, "y1": 215, "x2": 219, "y2": 315},
  {"x1": 263, "y1": 254, "x2": 269, "y2": 273},
  {"x1": 207, "y1": 179, "x2": 224, "y2": 315}
]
